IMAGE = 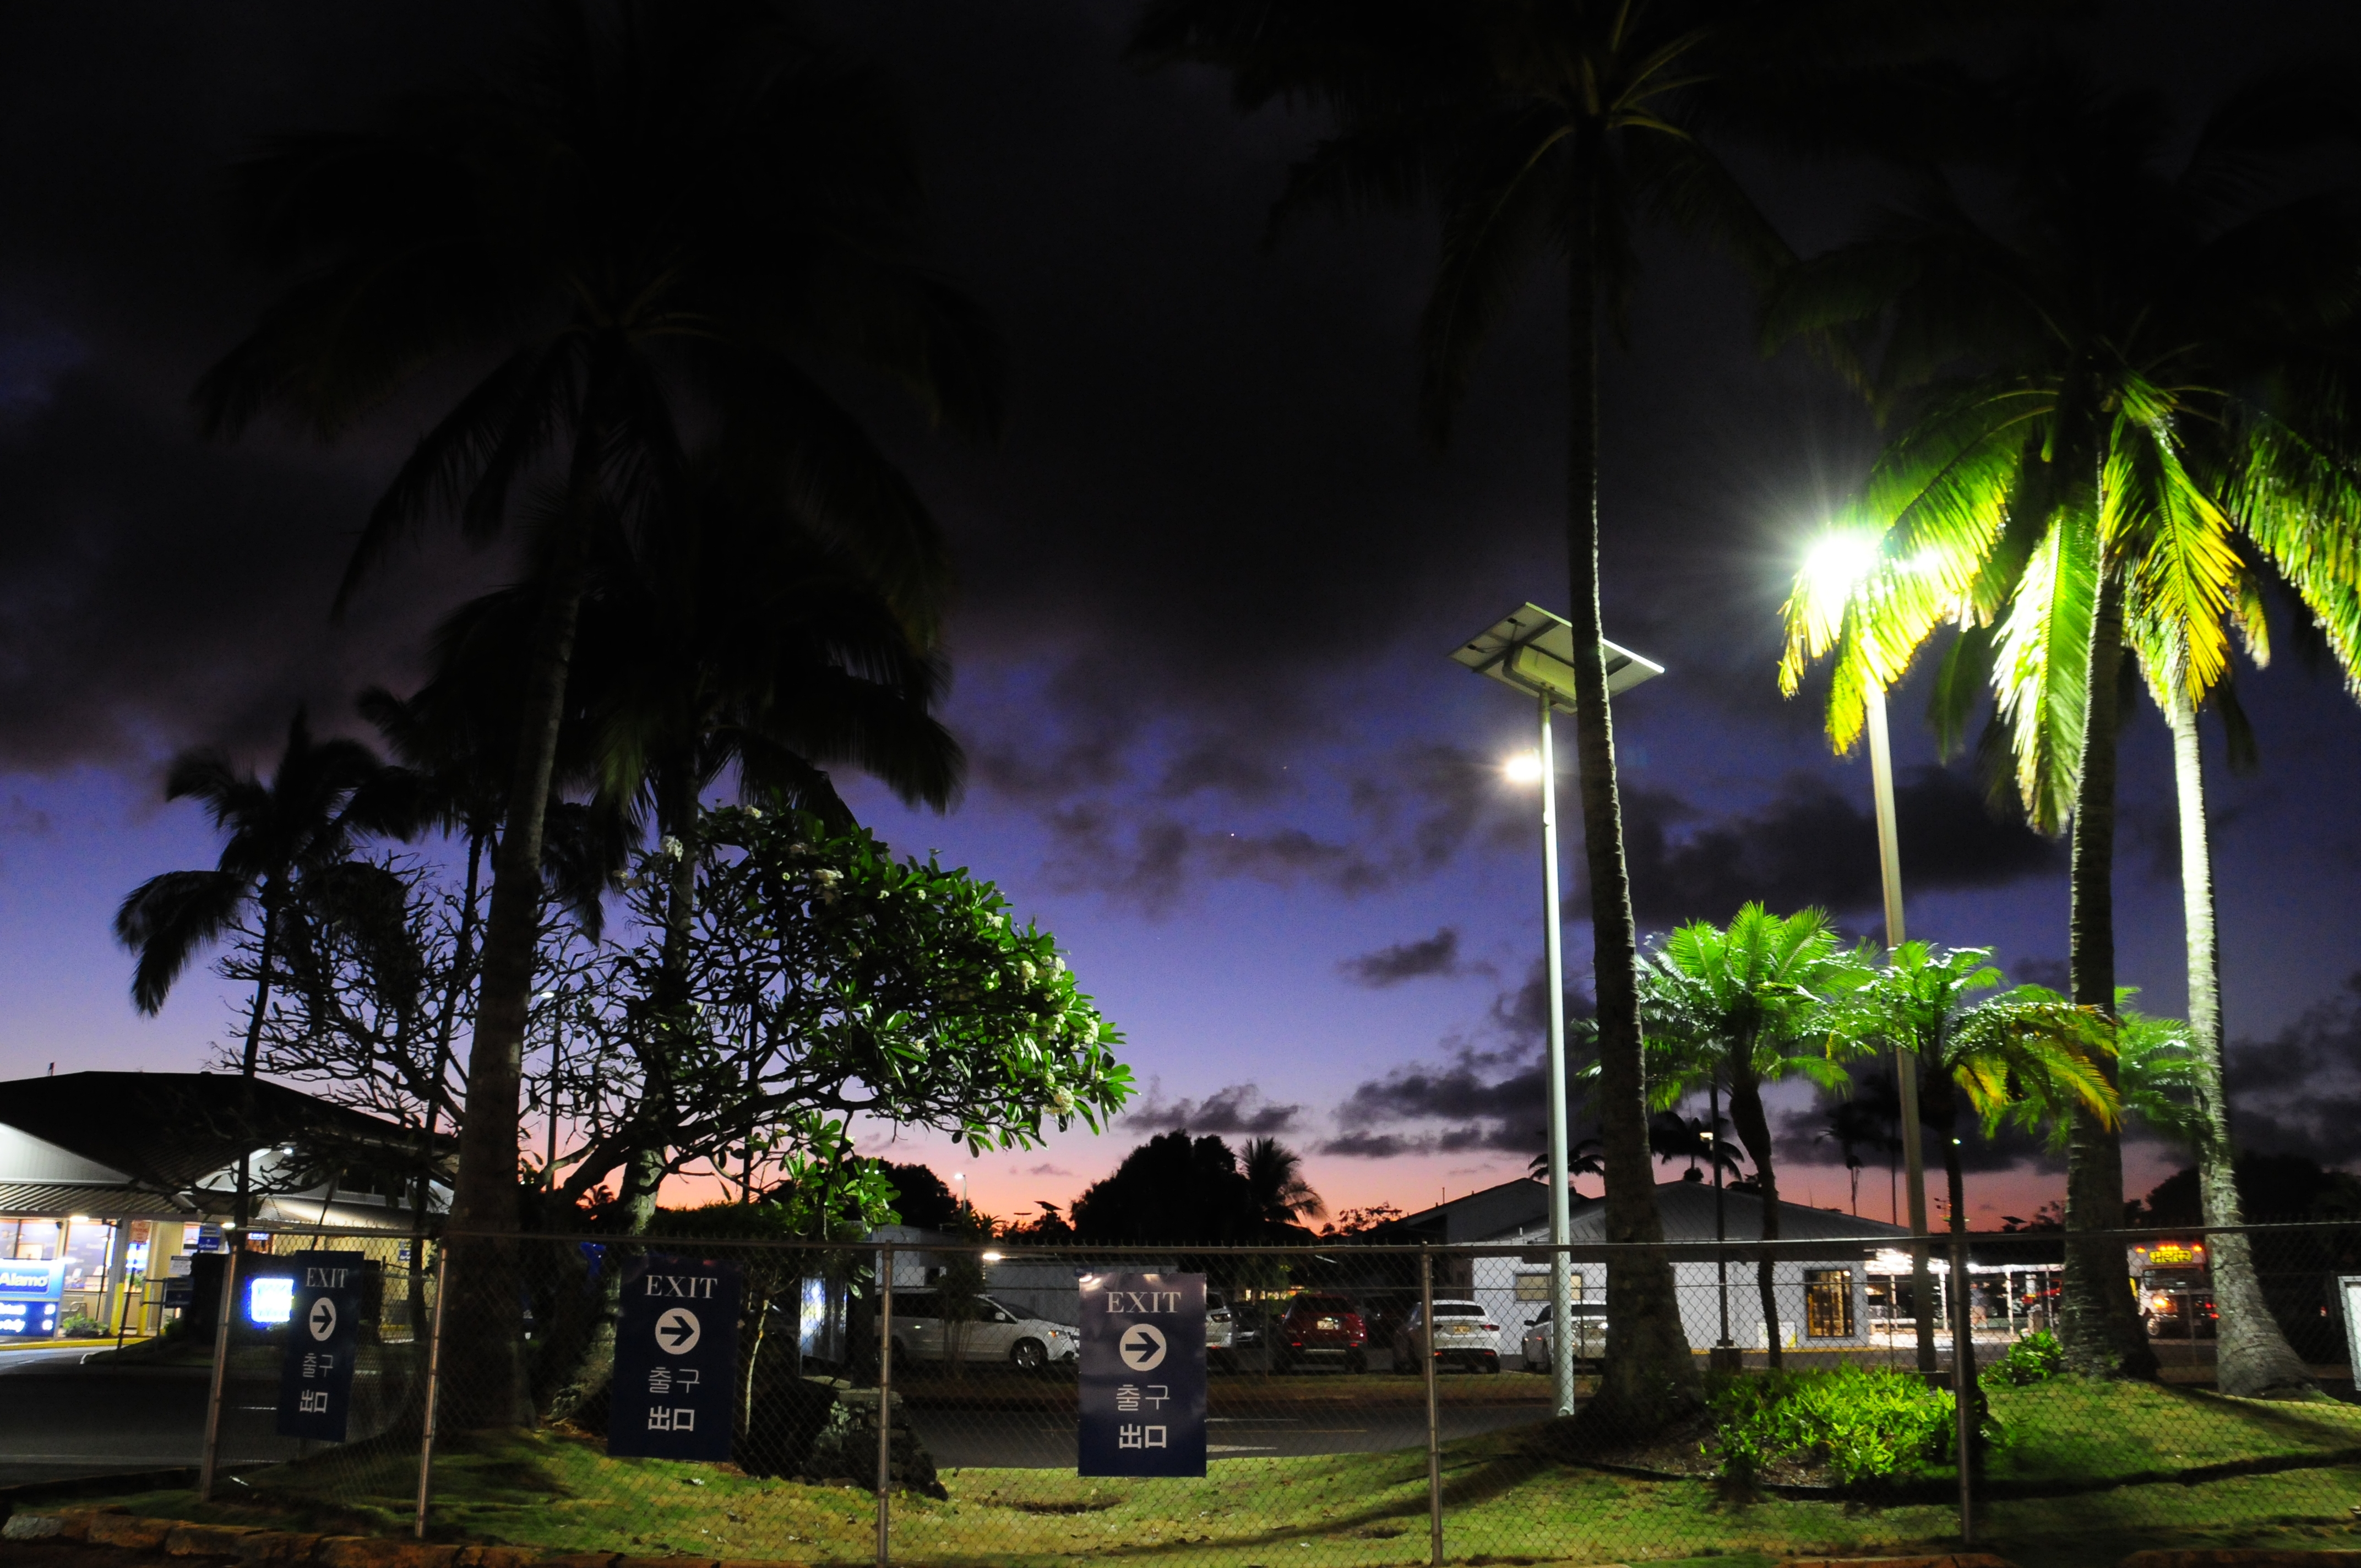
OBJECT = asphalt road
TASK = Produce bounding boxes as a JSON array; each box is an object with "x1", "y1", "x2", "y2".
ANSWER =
[{"x1": 0, "y1": 1350, "x2": 317, "y2": 1488}]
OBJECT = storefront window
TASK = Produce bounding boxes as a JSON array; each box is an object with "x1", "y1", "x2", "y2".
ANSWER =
[
  {"x1": 1804, "y1": 1268, "x2": 1856, "y2": 1338},
  {"x1": 11, "y1": 1219, "x2": 59, "y2": 1261},
  {"x1": 61, "y1": 1220, "x2": 114, "y2": 1293}
]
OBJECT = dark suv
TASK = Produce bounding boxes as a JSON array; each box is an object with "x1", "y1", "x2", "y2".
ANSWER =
[{"x1": 1272, "y1": 1293, "x2": 1368, "y2": 1372}]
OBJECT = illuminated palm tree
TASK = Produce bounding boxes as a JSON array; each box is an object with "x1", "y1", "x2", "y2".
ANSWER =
[
  {"x1": 1773, "y1": 58, "x2": 2361, "y2": 1385},
  {"x1": 1638, "y1": 903, "x2": 1863, "y2": 1368},
  {"x1": 193, "y1": 1, "x2": 1000, "y2": 1423},
  {"x1": 1832, "y1": 943, "x2": 2118, "y2": 1384}
]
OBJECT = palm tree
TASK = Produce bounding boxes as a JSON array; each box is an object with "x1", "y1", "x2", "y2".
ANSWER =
[
  {"x1": 1129, "y1": 0, "x2": 1985, "y2": 1424},
  {"x1": 1638, "y1": 903, "x2": 1862, "y2": 1368},
  {"x1": 1834, "y1": 944, "x2": 2119, "y2": 1385},
  {"x1": 1818, "y1": 1093, "x2": 1897, "y2": 1219},
  {"x1": 193, "y1": 1, "x2": 1002, "y2": 1424},
  {"x1": 1771, "y1": 58, "x2": 2361, "y2": 1382},
  {"x1": 114, "y1": 710, "x2": 412, "y2": 1224},
  {"x1": 469, "y1": 477, "x2": 966, "y2": 1235},
  {"x1": 1242, "y1": 1137, "x2": 1327, "y2": 1235}
]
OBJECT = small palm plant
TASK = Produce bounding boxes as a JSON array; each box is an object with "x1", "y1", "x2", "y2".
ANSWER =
[
  {"x1": 1832, "y1": 944, "x2": 2118, "y2": 1378},
  {"x1": 1639, "y1": 903, "x2": 1867, "y2": 1368}
]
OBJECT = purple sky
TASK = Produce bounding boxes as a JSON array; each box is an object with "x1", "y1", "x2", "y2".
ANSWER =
[{"x1": 4, "y1": 1, "x2": 2360, "y2": 1229}]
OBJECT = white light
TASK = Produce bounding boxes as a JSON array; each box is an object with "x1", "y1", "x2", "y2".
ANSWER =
[
  {"x1": 1801, "y1": 530, "x2": 1883, "y2": 601},
  {"x1": 1503, "y1": 752, "x2": 1543, "y2": 784},
  {"x1": 982, "y1": 1251, "x2": 1003, "y2": 1262},
  {"x1": 247, "y1": 1276, "x2": 296, "y2": 1326}
]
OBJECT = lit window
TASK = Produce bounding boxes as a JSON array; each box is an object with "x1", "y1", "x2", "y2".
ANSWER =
[{"x1": 1804, "y1": 1269, "x2": 1855, "y2": 1338}]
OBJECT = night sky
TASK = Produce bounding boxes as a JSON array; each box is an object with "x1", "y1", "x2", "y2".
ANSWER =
[{"x1": 4, "y1": 2, "x2": 2360, "y2": 1228}]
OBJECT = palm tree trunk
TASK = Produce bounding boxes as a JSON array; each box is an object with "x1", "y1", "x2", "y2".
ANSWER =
[
  {"x1": 412, "y1": 830, "x2": 485, "y2": 1329},
  {"x1": 2059, "y1": 560, "x2": 2156, "y2": 1379},
  {"x1": 1564, "y1": 146, "x2": 1695, "y2": 1425},
  {"x1": 439, "y1": 482, "x2": 599, "y2": 1430},
  {"x1": 2166, "y1": 684, "x2": 2313, "y2": 1398},
  {"x1": 234, "y1": 885, "x2": 282, "y2": 1230},
  {"x1": 1726, "y1": 1068, "x2": 1782, "y2": 1370}
]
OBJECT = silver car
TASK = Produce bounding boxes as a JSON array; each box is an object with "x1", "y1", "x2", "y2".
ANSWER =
[
  {"x1": 1521, "y1": 1302, "x2": 1607, "y2": 1370},
  {"x1": 884, "y1": 1291, "x2": 1080, "y2": 1373},
  {"x1": 1394, "y1": 1299, "x2": 1503, "y2": 1373}
]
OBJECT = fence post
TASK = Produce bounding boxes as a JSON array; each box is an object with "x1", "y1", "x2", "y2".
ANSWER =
[
  {"x1": 875, "y1": 1243, "x2": 894, "y2": 1568},
  {"x1": 1950, "y1": 1232, "x2": 1973, "y2": 1543},
  {"x1": 197, "y1": 1241, "x2": 242, "y2": 1502},
  {"x1": 413, "y1": 1240, "x2": 453, "y2": 1540},
  {"x1": 1421, "y1": 1245, "x2": 1442, "y2": 1568}
]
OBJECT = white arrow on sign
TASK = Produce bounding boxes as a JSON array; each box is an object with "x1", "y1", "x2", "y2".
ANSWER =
[
  {"x1": 655, "y1": 1306, "x2": 701, "y2": 1354},
  {"x1": 308, "y1": 1296, "x2": 339, "y2": 1342},
  {"x1": 1118, "y1": 1323, "x2": 1167, "y2": 1372}
]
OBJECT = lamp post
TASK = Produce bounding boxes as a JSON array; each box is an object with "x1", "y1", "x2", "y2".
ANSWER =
[
  {"x1": 1797, "y1": 533, "x2": 1933, "y2": 1372},
  {"x1": 1454, "y1": 603, "x2": 1663, "y2": 1419}
]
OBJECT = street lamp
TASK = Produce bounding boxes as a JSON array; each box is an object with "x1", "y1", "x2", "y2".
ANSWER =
[
  {"x1": 1794, "y1": 530, "x2": 1934, "y2": 1369},
  {"x1": 1453, "y1": 602, "x2": 1663, "y2": 1419}
]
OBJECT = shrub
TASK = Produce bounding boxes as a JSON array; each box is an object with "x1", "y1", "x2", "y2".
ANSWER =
[
  {"x1": 1984, "y1": 1329, "x2": 2066, "y2": 1387},
  {"x1": 1709, "y1": 1366, "x2": 1954, "y2": 1485}
]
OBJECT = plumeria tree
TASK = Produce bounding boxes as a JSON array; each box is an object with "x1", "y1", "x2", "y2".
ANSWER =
[{"x1": 556, "y1": 802, "x2": 1131, "y2": 1213}]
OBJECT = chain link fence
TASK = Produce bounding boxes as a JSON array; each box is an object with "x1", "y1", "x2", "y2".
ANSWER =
[{"x1": 10, "y1": 1222, "x2": 2361, "y2": 1564}]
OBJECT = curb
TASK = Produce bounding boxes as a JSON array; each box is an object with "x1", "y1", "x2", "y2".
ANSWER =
[{"x1": 0, "y1": 1513, "x2": 811, "y2": 1568}]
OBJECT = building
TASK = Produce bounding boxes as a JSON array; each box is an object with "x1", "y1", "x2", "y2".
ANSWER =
[
  {"x1": 1377, "y1": 1173, "x2": 1915, "y2": 1353},
  {"x1": 0, "y1": 1071, "x2": 448, "y2": 1340}
]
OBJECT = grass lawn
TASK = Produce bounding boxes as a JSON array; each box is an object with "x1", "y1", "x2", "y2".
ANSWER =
[{"x1": 63, "y1": 1380, "x2": 2361, "y2": 1567}]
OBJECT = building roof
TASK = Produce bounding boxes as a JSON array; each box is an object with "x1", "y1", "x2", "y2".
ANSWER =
[
  {"x1": 1566, "y1": 1177, "x2": 1912, "y2": 1245},
  {"x1": 0, "y1": 1072, "x2": 449, "y2": 1226},
  {"x1": 1376, "y1": 1174, "x2": 1912, "y2": 1247}
]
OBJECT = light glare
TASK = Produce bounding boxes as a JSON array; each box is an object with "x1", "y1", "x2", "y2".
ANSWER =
[
  {"x1": 1503, "y1": 752, "x2": 1544, "y2": 784},
  {"x1": 1800, "y1": 530, "x2": 1883, "y2": 601}
]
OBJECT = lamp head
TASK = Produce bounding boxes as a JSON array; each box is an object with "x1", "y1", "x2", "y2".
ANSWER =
[
  {"x1": 1503, "y1": 752, "x2": 1543, "y2": 785},
  {"x1": 1800, "y1": 529, "x2": 1883, "y2": 603}
]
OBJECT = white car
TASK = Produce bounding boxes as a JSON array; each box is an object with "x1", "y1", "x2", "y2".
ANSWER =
[
  {"x1": 885, "y1": 1291, "x2": 1079, "y2": 1373},
  {"x1": 1394, "y1": 1300, "x2": 1503, "y2": 1373},
  {"x1": 1521, "y1": 1302, "x2": 1607, "y2": 1371}
]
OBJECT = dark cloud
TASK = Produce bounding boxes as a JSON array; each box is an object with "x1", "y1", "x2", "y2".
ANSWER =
[
  {"x1": 2219, "y1": 974, "x2": 2361, "y2": 1166},
  {"x1": 1123, "y1": 1081, "x2": 1302, "y2": 1137},
  {"x1": 1617, "y1": 766, "x2": 2061, "y2": 929},
  {"x1": 1026, "y1": 1162, "x2": 1074, "y2": 1178},
  {"x1": 0, "y1": 372, "x2": 461, "y2": 765},
  {"x1": 1340, "y1": 927, "x2": 1475, "y2": 987},
  {"x1": 1029, "y1": 742, "x2": 1527, "y2": 914}
]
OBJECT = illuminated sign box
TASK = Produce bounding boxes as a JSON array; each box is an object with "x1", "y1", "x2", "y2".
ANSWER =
[{"x1": 0, "y1": 1260, "x2": 65, "y2": 1300}]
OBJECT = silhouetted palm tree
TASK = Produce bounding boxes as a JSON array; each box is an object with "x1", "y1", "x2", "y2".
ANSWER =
[
  {"x1": 115, "y1": 710, "x2": 411, "y2": 1222},
  {"x1": 1242, "y1": 1136, "x2": 1326, "y2": 1234},
  {"x1": 1130, "y1": 0, "x2": 1975, "y2": 1422},
  {"x1": 193, "y1": 0, "x2": 1002, "y2": 1423}
]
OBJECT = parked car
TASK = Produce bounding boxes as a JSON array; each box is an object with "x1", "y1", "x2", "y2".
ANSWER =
[
  {"x1": 883, "y1": 1290, "x2": 1080, "y2": 1372},
  {"x1": 1520, "y1": 1302, "x2": 1608, "y2": 1371},
  {"x1": 1271, "y1": 1292, "x2": 1368, "y2": 1372},
  {"x1": 1393, "y1": 1299, "x2": 1503, "y2": 1373},
  {"x1": 1207, "y1": 1288, "x2": 1261, "y2": 1366}
]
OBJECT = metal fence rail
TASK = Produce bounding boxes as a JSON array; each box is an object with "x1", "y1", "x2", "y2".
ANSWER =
[{"x1": 6, "y1": 1221, "x2": 2360, "y2": 1566}]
